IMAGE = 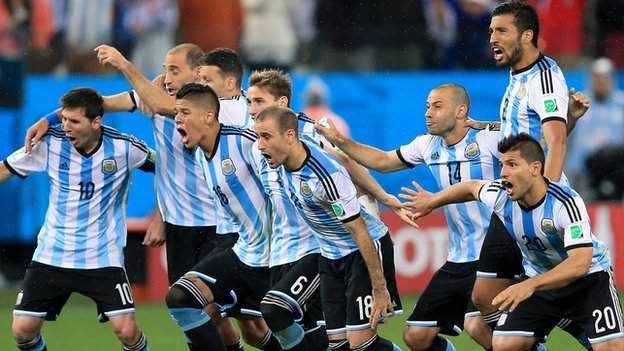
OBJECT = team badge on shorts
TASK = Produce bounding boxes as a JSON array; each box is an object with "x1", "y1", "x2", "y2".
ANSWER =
[
  {"x1": 101, "y1": 159, "x2": 117, "y2": 174},
  {"x1": 300, "y1": 181, "x2": 313, "y2": 197},
  {"x1": 464, "y1": 142, "x2": 480, "y2": 159},
  {"x1": 221, "y1": 159, "x2": 236, "y2": 176},
  {"x1": 541, "y1": 218, "x2": 556, "y2": 234}
]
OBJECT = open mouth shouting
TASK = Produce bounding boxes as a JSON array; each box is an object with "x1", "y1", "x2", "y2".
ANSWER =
[
  {"x1": 501, "y1": 179, "x2": 514, "y2": 195},
  {"x1": 492, "y1": 46, "x2": 504, "y2": 63},
  {"x1": 177, "y1": 126, "x2": 189, "y2": 145}
]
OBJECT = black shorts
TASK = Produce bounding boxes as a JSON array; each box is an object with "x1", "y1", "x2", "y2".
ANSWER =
[
  {"x1": 13, "y1": 261, "x2": 135, "y2": 322},
  {"x1": 187, "y1": 248, "x2": 270, "y2": 319},
  {"x1": 319, "y1": 233, "x2": 403, "y2": 335},
  {"x1": 476, "y1": 214, "x2": 524, "y2": 279},
  {"x1": 269, "y1": 253, "x2": 323, "y2": 331},
  {"x1": 495, "y1": 271, "x2": 624, "y2": 344},
  {"x1": 407, "y1": 261, "x2": 479, "y2": 336},
  {"x1": 165, "y1": 223, "x2": 238, "y2": 285}
]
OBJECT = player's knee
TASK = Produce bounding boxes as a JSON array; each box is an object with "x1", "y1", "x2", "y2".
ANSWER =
[
  {"x1": 111, "y1": 318, "x2": 140, "y2": 345},
  {"x1": 491, "y1": 336, "x2": 531, "y2": 351},
  {"x1": 165, "y1": 277, "x2": 209, "y2": 309},
  {"x1": 402, "y1": 326, "x2": 437, "y2": 350},
  {"x1": 464, "y1": 316, "x2": 486, "y2": 338},
  {"x1": 260, "y1": 292, "x2": 300, "y2": 331},
  {"x1": 12, "y1": 317, "x2": 42, "y2": 343}
]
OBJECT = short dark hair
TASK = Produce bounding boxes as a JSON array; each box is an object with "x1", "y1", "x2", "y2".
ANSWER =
[
  {"x1": 435, "y1": 83, "x2": 471, "y2": 113},
  {"x1": 248, "y1": 70, "x2": 292, "y2": 106},
  {"x1": 498, "y1": 133, "x2": 545, "y2": 173},
  {"x1": 60, "y1": 88, "x2": 104, "y2": 121},
  {"x1": 492, "y1": 1, "x2": 540, "y2": 47},
  {"x1": 255, "y1": 106, "x2": 298, "y2": 135},
  {"x1": 169, "y1": 43, "x2": 204, "y2": 69},
  {"x1": 201, "y1": 48, "x2": 243, "y2": 88},
  {"x1": 176, "y1": 83, "x2": 220, "y2": 117}
]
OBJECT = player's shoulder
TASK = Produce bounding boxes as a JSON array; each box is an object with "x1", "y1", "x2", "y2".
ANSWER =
[
  {"x1": 547, "y1": 181, "x2": 584, "y2": 221},
  {"x1": 45, "y1": 125, "x2": 67, "y2": 140},
  {"x1": 102, "y1": 126, "x2": 148, "y2": 148},
  {"x1": 297, "y1": 112, "x2": 315, "y2": 125},
  {"x1": 220, "y1": 124, "x2": 258, "y2": 142}
]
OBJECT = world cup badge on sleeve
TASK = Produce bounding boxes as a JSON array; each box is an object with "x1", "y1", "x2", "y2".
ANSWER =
[
  {"x1": 101, "y1": 159, "x2": 117, "y2": 174},
  {"x1": 221, "y1": 158, "x2": 236, "y2": 176}
]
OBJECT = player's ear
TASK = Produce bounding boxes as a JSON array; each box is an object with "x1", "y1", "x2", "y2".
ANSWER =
[
  {"x1": 522, "y1": 29, "x2": 534, "y2": 45},
  {"x1": 225, "y1": 76, "x2": 236, "y2": 91},
  {"x1": 277, "y1": 96, "x2": 289, "y2": 107},
  {"x1": 91, "y1": 116, "x2": 102, "y2": 129}
]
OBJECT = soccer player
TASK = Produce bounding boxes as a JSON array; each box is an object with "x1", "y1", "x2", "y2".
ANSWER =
[
  {"x1": 25, "y1": 44, "x2": 250, "y2": 351},
  {"x1": 474, "y1": 3, "x2": 589, "y2": 345},
  {"x1": 400, "y1": 133, "x2": 624, "y2": 351},
  {"x1": 253, "y1": 106, "x2": 402, "y2": 351},
  {"x1": 7, "y1": 88, "x2": 154, "y2": 351},
  {"x1": 166, "y1": 83, "x2": 279, "y2": 351},
  {"x1": 315, "y1": 83, "x2": 494, "y2": 351}
]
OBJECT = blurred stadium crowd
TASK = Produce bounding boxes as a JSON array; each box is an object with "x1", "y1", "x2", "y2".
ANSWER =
[{"x1": 0, "y1": 0, "x2": 623, "y2": 75}]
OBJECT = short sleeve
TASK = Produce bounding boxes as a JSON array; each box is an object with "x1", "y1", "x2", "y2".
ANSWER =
[
  {"x1": 127, "y1": 136, "x2": 154, "y2": 170},
  {"x1": 317, "y1": 170, "x2": 361, "y2": 223},
  {"x1": 478, "y1": 180, "x2": 506, "y2": 210},
  {"x1": 528, "y1": 67, "x2": 569, "y2": 124},
  {"x1": 396, "y1": 135, "x2": 429, "y2": 168},
  {"x1": 4, "y1": 140, "x2": 48, "y2": 178},
  {"x1": 555, "y1": 194, "x2": 593, "y2": 250},
  {"x1": 482, "y1": 126, "x2": 502, "y2": 159}
]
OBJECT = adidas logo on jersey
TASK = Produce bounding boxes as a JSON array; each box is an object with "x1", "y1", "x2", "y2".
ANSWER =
[{"x1": 59, "y1": 161, "x2": 70, "y2": 170}]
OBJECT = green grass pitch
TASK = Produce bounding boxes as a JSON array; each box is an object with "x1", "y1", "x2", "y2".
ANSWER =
[{"x1": 1, "y1": 289, "x2": 609, "y2": 350}]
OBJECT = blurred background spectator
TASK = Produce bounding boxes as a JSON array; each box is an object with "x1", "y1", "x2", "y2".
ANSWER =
[
  {"x1": 303, "y1": 77, "x2": 350, "y2": 137},
  {"x1": 178, "y1": 0, "x2": 242, "y2": 53},
  {"x1": 240, "y1": 0, "x2": 297, "y2": 73},
  {"x1": 567, "y1": 57, "x2": 624, "y2": 200}
]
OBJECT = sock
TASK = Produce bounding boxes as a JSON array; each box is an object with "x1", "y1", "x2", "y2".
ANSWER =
[
  {"x1": 302, "y1": 326, "x2": 329, "y2": 351},
  {"x1": 329, "y1": 339, "x2": 349, "y2": 351},
  {"x1": 123, "y1": 332, "x2": 148, "y2": 351},
  {"x1": 482, "y1": 310, "x2": 503, "y2": 331},
  {"x1": 273, "y1": 323, "x2": 305, "y2": 350},
  {"x1": 17, "y1": 335, "x2": 47, "y2": 351},
  {"x1": 255, "y1": 330, "x2": 282, "y2": 351}
]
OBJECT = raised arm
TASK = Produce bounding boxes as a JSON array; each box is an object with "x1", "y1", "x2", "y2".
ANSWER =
[
  {"x1": 315, "y1": 119, "x2": 406, "y2": 172},
  {"x1": 95, "y1": 45, "x2": 176, "y2": 117},
  {"x1": 343, "y1": 217, "x2": 394, "y2": 328},
  {"x1": 0, "y1": 161, "x2": 14, "y2": 182},
  {"x1": 542, "y1": 119, "x2": 567, "y2": 182}
]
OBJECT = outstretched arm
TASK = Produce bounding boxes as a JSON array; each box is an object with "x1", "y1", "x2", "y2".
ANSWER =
[
  {"x1": 315, "y1": 118, "x2": 406, "y2": 172},
  {"x1": 95, "y1": 45, "x2": 176, "y2": 117},
  {"x1": 400, "y1": 180, "x2": 485, "y2": 220}
]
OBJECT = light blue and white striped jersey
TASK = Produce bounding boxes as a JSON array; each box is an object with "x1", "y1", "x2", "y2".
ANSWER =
[
  {"x1": 197, "y1": 125, "x2": 270, "y2": 267},
  {"x1": 500, "y1": 55, "x2": 569, "y2": 146},
  {"x1": 479, "y1": 179, "x2": 611, "y2": 277},
  {"x1": 130, "y1": 91, "x2": 215, "y2": 227},
  {"x1": 5, "y1": 125, "x2": 154, "y2": 269},
  {"x1": 397, "y1": 127, "x2": 500, "y2": 262},
  {"x1": 281, "y1": 140, "x2": 387, "y2": 260},
  {"x1": 258, "y1": 112, "x2": 325, "y2": 267},
  {"x1": 215, "y1": 91, "x2": 251, "y2": 235}
]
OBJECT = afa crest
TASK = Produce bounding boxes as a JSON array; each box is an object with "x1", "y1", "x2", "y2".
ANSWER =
[
  {"x1": 221, "y1": 158, "x2": 236, "y2": 176},
  {"x1": 516, "y1": 84, "x2": 527, "y2": 98},
  {"x1": 541, "y1": 218, "x2": 556, "y2": 234},
  {"x1": 101, "y1": 159, "x2": 117, "y2": 174},
  {"x1": 464, "y1": 142, "x2": 480, "y2": 159},
  {"x1": 300, "y1": 181, "x2": 312, "y2": 197}
]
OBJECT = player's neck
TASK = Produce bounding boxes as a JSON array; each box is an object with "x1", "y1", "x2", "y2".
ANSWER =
[
  {"x1": 442, "y1": 125, "x2": 469, "y2": 146},
  {"x1": 222, "y1": 87, "x2": 241, "y2": 99},
  {"x1": 512, "y1": 47, "x2": 540, "y2": 72},
  {"x1": 285, "y1": 141, "x2": 308, "y2": 171},
  {"x1": 79, "y1": 128, "x2": 102, "y2": 155},
  {"x1": 519, "y1": 177, "x2": 548, "y2": 209},
  {"x1": 199, "y1": 124, "x2": 220, "y2": 158}
]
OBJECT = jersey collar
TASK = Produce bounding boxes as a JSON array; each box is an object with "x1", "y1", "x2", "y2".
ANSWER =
[
  {"x1": 511, "y1": 53, "x2": 544, "y2": 76},
  {"x1": 204, "y1": 124, "x2": 222, "y2": 161},
  {"x1": 288, "y1": 142, "x2": 311, "y2": 172},
  {"x1": 76, "y1": 128, "x2": 103, "y2": 158}
]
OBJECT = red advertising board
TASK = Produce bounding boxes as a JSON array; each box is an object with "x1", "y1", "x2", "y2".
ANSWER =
[
  {"x1": 382, "y1": 204, "x2": 624, "y2": 293},
  {"x1": 137, "y1": 204, "x2": 624, "y2": 300}
]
